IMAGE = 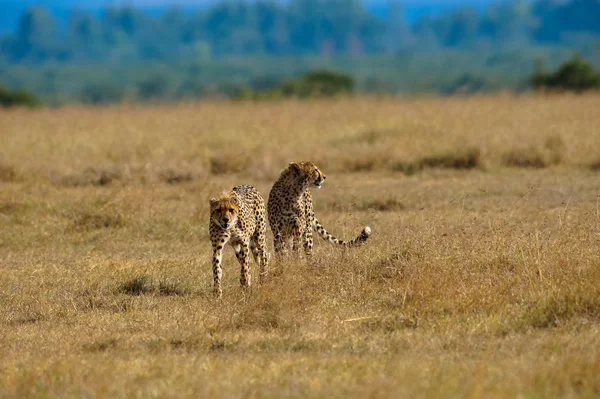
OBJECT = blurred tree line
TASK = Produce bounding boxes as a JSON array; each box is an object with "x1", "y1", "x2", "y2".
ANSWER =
[
  {"x1": 0, "y1": 0, "x2": 599, "y2": 63},
  {"x1": 0, "y1": 0, "x2": 598, "y2": 104}
]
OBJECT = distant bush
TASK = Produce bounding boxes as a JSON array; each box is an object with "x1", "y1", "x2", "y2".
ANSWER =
[
  {"x1": 531, "y1": 54, "x2": 600, "y2": 92},
  {"x1": 281, "y1": 70, "x2": 354, "y2": 98},
  {"x1": 137, "y1": 75, "x2": 171, "y2": 100},
  {"x1": 0, "y1": 84, "x2": 40, "y2": 108},
  {"x1": 231, "y1": 86, "x2": 255, "y2": 101},
  {"x1": 232, "y1": 69, "x2": 355, "y2": 101}
]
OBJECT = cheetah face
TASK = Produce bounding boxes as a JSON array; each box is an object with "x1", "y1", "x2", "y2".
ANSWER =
[
  {"x1": 290, "y1": 161, "x2": 327, "y2": 189},
  {"x1": 210, "y1": 197, "x2": 239, "y2": 230},
  {"x1": 313, "y1": 168, "x2": 326, "y2": 189}
]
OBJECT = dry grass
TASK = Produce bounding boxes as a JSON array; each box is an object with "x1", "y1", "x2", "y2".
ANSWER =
[
  {"x1": 0, "y1": 162, "x2": 17, "y2": 182},
  {"x1": 1, "y1": 94, "x2": 600, "y2": 398},
  {"x1": 501, "y1": 135, "x2": 567, "y2": 169}
]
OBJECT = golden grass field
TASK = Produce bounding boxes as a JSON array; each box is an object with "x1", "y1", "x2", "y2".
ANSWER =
[{"x1": 1, "y1": 95, "x2": 600, "y2": 398}]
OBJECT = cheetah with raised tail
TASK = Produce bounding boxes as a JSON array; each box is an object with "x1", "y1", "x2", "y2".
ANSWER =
[
  {"x1": 267, "y1": 161, "x2": 371, "y2": 255},
  {"x1": 209, "y1": 185, "x2": 269, "y2": 298}
]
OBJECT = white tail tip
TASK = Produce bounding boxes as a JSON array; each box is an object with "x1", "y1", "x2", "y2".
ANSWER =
[{"x1": 364, "y1": 226, "x2": 372, "y2": 236}]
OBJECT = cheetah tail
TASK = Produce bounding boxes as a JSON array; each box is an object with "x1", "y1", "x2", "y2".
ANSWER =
[{"x1": 313, "y1": 218, "x2": 371, "y2": 247}]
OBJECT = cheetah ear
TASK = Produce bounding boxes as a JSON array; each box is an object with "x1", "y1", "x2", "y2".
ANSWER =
[
  {"x1": 209, "y1": 198, "x2": 218, "y2": 210},
  {"x1": 289, "y1": 162, "x2": 301, "y2": 175}
]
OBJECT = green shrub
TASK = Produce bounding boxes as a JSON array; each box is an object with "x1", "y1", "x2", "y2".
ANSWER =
[
  {"x1": 281, "y1": 69, "x2": 354, "y2": 98},
  {"x1": 231, "y1": 69, "x2": 355, "y2": 100},
  {"x1": 531, "y1": 54, "x2": 600, "y2": 92},
  {"x1": 231, "y1": 86, "x2": 255, "y2": 101},
  {"x1": 0, "y1": 84, "x2": 40, "y2": 108},
  {"x1": 137, "y1": 75, "x2": 171, "y2": 100}
]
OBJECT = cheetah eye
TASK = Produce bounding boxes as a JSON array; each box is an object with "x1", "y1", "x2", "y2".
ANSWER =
[{"x1": 229, "y1": 208, "x2": 234, "y2": 213}]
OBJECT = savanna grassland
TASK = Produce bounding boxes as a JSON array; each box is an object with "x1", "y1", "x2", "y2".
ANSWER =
[{"x1": 1, "y1": 95, "x2": 600, "y2": 398}]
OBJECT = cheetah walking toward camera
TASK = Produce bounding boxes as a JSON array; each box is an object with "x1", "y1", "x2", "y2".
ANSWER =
[
  {"x1": 209, "y1": 185, "x2": 269, "y2": 298},
  {"x1": 267, "y1": 161, "x2": 371, "y2": 256}
]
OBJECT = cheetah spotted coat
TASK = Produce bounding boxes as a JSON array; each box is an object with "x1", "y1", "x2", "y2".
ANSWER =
[
  {"x1": 267, "y1": 162, "x2": 371, "y2": 255},
  {"x1": 209, "y1": 185, "x2": 268, "y2": 298}
]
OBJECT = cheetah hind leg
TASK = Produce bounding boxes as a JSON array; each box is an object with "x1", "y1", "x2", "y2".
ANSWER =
[
  {"x1": 271, "y1": 231, "x2": 289, "y2": 277},
  {"x1": 291, "y1": 223, "x2": 304, "y2": 253},
  {"x1": 273, "y1": 231, "x2": 286, "y2": 255}
]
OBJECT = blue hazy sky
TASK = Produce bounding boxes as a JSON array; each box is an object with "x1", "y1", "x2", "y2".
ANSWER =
[
  {"x1": 4, "y1": 0, "x2": 515, "y2": 7},
  {"x1": 0, "y1": 0, "x2": 524, "y2": 32}
]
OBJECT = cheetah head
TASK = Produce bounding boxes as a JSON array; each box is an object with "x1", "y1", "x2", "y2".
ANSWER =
[
  {"x1": 210, "y1": 194, "x2": 240, "y2": 230},
  {"x1": 289, "y1": 161, "x2": 326, "y2": 189}
]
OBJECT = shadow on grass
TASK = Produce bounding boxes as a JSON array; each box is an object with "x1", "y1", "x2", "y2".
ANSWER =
[{"x1": 120, "y1": 276, "x2": 191, "y2": 297}]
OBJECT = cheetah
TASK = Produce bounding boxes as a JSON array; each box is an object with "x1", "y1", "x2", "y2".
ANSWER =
[
  {"x1": 209, "y1": 185, "x2": 269, "y2": 298},
  {"x1": 267, "y1": 161, "x2": 371, "y2": 255}
]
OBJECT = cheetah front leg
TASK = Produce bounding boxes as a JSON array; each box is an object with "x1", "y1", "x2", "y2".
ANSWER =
[
  {"x1": 235, "y1": 240, "x2": 252, "y2": 289},
  {"x1": 211, "y1": 228, "x2": 230, "y2": 299},
  {"x1": 212, "y1": 245, "x2": 224, "y2": 299},
  {"x1": 303, "y1": 222, "x2": 314, "y2": 258},
  {"x1": 303, "y1": 194, "x2": 314, "y2": 258}
]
